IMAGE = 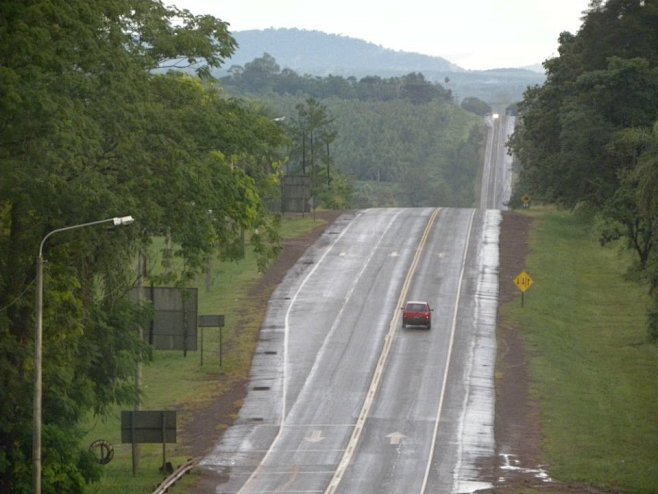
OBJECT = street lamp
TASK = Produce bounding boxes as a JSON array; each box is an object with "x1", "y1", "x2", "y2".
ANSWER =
[{"x1": 33, "y1": 215, "x2": 134, "y2": 494}]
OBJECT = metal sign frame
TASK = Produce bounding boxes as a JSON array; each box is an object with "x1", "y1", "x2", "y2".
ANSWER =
[{"x1": 131, "y1": 287, "x2": 198, "y2": 352}]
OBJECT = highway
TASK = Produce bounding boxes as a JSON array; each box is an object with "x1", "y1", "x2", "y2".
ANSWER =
[
  {"x1": 481, "y1": 113, "x2": 515, "y2": 210},
  {"x1": 199, "y1": 114, "x2": 513, "y2": 493}
]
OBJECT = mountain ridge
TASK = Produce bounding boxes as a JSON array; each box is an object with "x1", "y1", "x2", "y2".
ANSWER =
[{"x1": 224, "y1": 28, "x2": 544, "y2": 76}]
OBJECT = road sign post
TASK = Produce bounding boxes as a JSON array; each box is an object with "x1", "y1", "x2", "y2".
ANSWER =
[
  {"x1": 513, "y1": 271, "x2": 534, "y2": 307},
  {"x1": 197, "y1": 315, "x2": 225, "y2": 367},
  {"x1": 121, "y1": 410, "x2": 176, "y2": 474}
]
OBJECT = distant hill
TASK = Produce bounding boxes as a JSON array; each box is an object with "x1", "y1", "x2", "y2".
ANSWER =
[
  {"x1": 520, "y1": 63, "x2": 545, "y2": 74},
  {"x1": 224, "y1": 28, "x2": 463, "y2": 76},
  {"x1": 212, "y1": 28, "x2": 545, "y2": 105}
]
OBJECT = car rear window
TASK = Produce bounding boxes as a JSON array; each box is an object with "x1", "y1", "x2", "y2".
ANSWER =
[{"x1": 407, "y1": 303, "x2": 428, "y2": 312}]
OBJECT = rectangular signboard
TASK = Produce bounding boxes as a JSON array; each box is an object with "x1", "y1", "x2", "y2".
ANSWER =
[
  {"x1": 130, "y1": 287, "x2": 198, "y2": 351},
  {"x1": 282, "y1": 175, "x2": 312, "y2": 213},
  {"x1": 198, "y1": 314, "x2": 225, "y2": 327},
  {"x1": 121, "y1": 410, "x2": 177, "y2": 444}
]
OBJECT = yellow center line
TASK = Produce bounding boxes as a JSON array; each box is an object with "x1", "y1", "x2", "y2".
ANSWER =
[{"x1": 325, "y1": 207, "x2": 442, "y2": 494}]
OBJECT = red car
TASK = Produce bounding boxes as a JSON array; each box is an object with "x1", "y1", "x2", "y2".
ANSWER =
[{"x1": 401, "y1": 301, "x2": 432, "y2": 329}]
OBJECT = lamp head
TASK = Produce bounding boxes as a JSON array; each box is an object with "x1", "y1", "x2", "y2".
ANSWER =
[{"x1": 113, "y1": 216, "x2": 135, "y2": 226}]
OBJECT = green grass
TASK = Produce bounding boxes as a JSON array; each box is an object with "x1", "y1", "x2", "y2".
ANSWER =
[
  {"x1": 501, "y1": 208, "x2": 658, "y2": 493},
  {"x1": 83, "y1": 214, "x2": 329, "y2": 493}
]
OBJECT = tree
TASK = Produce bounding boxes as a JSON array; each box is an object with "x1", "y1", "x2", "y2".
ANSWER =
[
  {"x1": 460, "y1": 97, "x2": 492, "y2": 117},
  {"x1": 400, "y1": 73, "x2": 434, "y2": 105},
  {"x1": 636, "y1": 122, "x2": 658, "y2": 221},
  {"x1": 0, "y1": 1, "x2": 286, "y2": 491},
  {"x1": 510, "y1": 0, "x2": 658, "y2": 339},
  {"x1": 576, "y1": 0, "x2": 658, "y2": 70},
  {"x1": 289, "y1": 98, "x2": 335, "y2": 177},
  {"x1": 241, "y1": 53, "x2": 282, "y2": 93},
  {"x1": 597, "y1": 171, "x2": 652, "y2": 270}
]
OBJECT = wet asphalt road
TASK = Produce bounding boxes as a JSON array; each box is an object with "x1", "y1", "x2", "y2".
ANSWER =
[
  {"x1": 198, "y1": 114, "x2": 512, "y2": 493},
  {"x1": 200, "y1": 207, "x2": 501, "y2": 494}
]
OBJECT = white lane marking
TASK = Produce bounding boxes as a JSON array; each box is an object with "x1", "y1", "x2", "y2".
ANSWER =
[
  {"x1": 453, "y1": 209, "x2": 499, "y2": 493},
  {"x1": 288, "y1": 209, "x2": 406, "y2": 418},
  {"x1": 325, "y1": 208, "x2": 441, "y2": 494},
  {"x1": 237, "y1": 214, "x2": 357, "y2": 493},
  {"x1": 420, "y1": 208, "x2": 477, "y2": 493},
  {"x1": 305, "y1": 430, "x2": 326, "y2": 443},
  {"x1": 239, "y1": 209, "x2": 406, "y2": 493}
]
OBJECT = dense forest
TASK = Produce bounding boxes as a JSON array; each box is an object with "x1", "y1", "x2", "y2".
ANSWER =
[
  {"x1": 220, "y1": 53, "x2": 486, "y2": 208},
  {"x1": 509, "y1": 0, "x2": 658, "y2": 338}
]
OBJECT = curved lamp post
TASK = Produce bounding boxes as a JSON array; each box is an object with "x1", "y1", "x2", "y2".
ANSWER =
[{"x1": 33, "y1": 215, "x2": 134, "y2": 494}]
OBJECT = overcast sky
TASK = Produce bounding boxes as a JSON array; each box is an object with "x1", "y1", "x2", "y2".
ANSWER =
[{"x1": 173, "y1": 0, "x2": 592, "y2": 70}]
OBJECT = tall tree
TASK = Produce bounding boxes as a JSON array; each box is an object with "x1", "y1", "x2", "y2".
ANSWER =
[
  {"x1": 509, "y1": 0, "x2": 658, "y2": 338},
  {"x1": 289, "y1": 98, "x2": 335, "y2": 177},
  {"x1": 0, "y1": 1, "x2": 286, "y2": 491}
]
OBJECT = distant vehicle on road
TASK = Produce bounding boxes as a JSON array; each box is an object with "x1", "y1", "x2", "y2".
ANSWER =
[{"x1": 401, "y1": 301, "x2": 432, "y2": 329}]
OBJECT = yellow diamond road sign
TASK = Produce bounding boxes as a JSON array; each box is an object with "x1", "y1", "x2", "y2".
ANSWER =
[{"x1": 514, "y1": 271, "x2": 534, "y2": 293}]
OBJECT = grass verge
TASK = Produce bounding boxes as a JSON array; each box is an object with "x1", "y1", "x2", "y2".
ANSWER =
[
  {"x1": 501, "y1": 208, "x2": 658, "y2": 493},
  {"x1": 83, "y1": 214, "x2": 330, "y2": 494}
]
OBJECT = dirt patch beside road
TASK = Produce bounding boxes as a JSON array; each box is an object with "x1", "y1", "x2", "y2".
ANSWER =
[
  {"x1": 492, "y1": 212, "x2": 546, "y2": 489},
  {"x1": 488, "y1": 212, "x2": 615, "y2": 494}
]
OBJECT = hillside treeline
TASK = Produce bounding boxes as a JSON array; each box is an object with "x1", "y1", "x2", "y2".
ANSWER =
[
  {"x1": 224, "y1": 55, "x2": 485, "y2": 208},
  {"x1": 509, "y1": 0, "x2": 658, "y2": 338},
  {"x1": 328, "y1": 99, "x2": 483, "y2": 207},
  {"x1": 221, "y1": 53, "x2": 453, "y2": 104}
]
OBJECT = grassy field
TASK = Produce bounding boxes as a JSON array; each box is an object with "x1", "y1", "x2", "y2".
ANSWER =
[
  {"x1": 82, "y1": 214, "x2": 328, "y2": 494},
  {"x1": 501, "y1": 208, "x2": 658, "y2": 493}
]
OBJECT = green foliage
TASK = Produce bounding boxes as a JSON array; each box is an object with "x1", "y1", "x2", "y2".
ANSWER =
[
  {"x1": 509, "y1": 0, "x2": 658, "y2": 337},
  {"x1": 278, "y1": 97, "x2": 352, "y2": 210},
  {"x1": 316, "y1": 172, "x2": 354, "y2": 209},
  {"x1": 221, "y1": 55, "x2": 453, "y2": 104},
  {"x1": 325, "y1": 98, "x2": 482, "y2": 207},
  {"x1": 460, "y1": 96, "x2": 492, "y2": 116},
  {"x1": 263, "y1": 92, "x2": 482, "y2": 207},
  {"x1": 217, "y1": 54, "x2": 484, "y2": 209},
  {"x1": 635, "y1": 122, "x2": 658, "y2": 221},
  {"x1": 42, "y1": 426, "x2": 102, "y2": 494},
  {"x1": 595, "y1": 172, "x2": 653, "y2": 270},
  {"x1": 288, "y1": 97, "x2": 336, "y2": 176},
  {"x1": 0, "y1": 1, "x2": 286, "y2": 491}
]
